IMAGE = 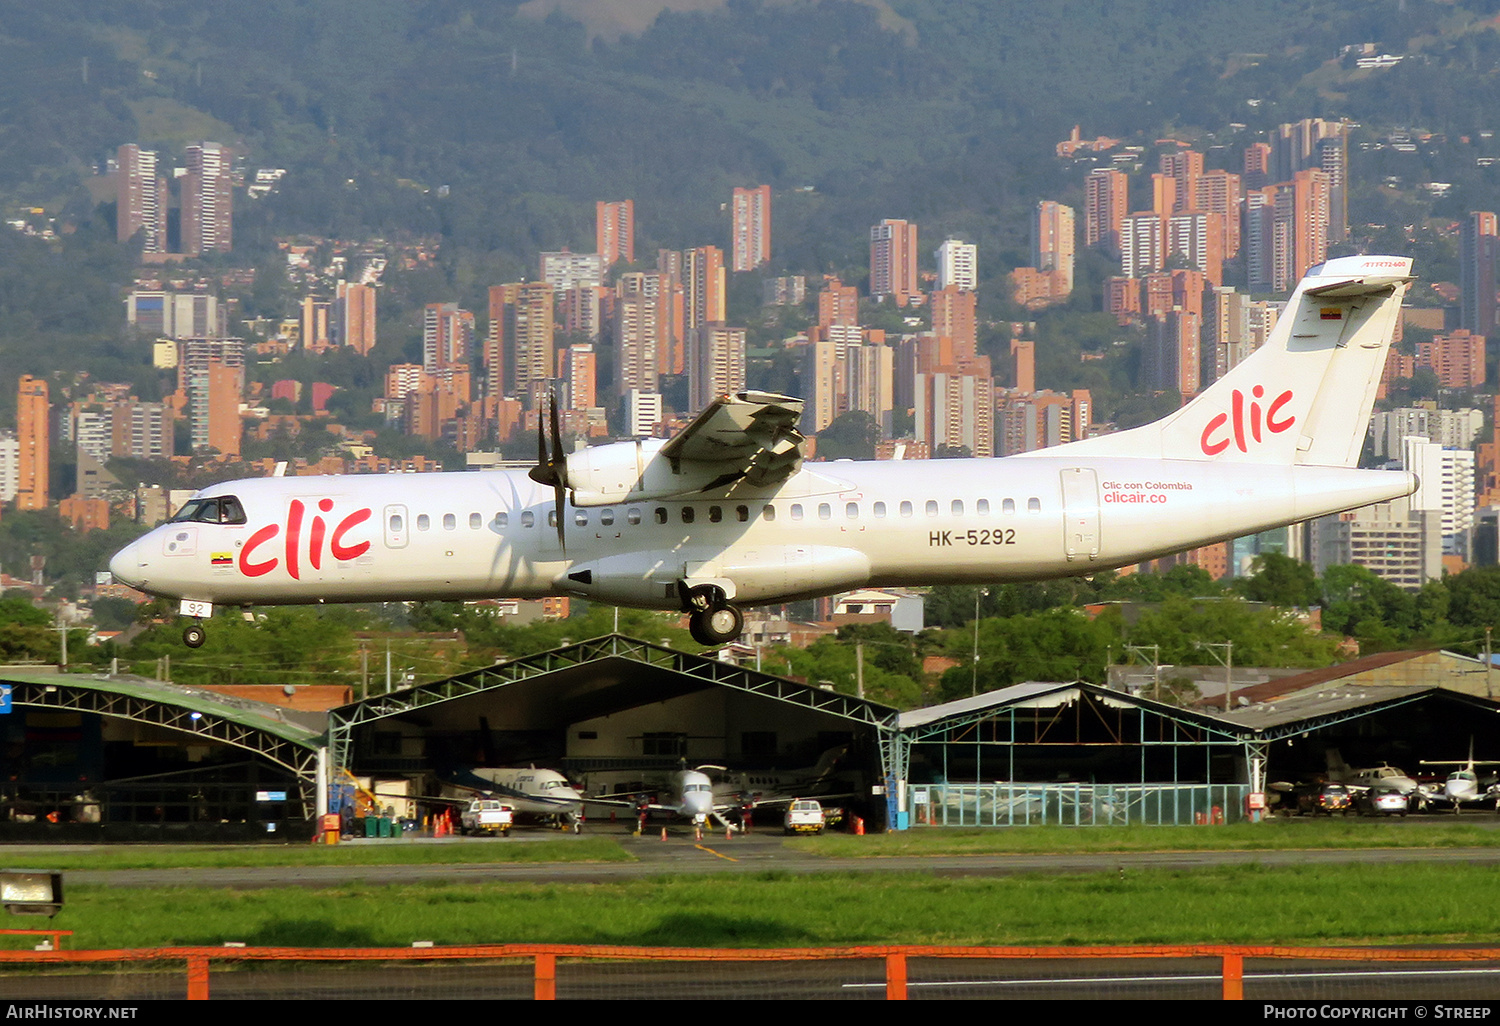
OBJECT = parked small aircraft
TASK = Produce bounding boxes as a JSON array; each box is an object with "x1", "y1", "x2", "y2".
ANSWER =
[
  {"x1": 443, "y1": 765, "x2": 585, "y2": 832},
  {"x1": 109, "y1": 255, "x2": 1418, "y2": 648},
  {"x1": 1420, "y1": 738, "x2": 1500, "y2": 811}
]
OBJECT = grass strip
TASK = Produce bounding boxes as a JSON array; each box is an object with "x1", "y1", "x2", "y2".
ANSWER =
[
  {"x1": 4, "y1": 838, "x2": 631, "y2": 871},
  {"x1": 793, "y1": 820, "x2": 1500, "y2": 856},
  {"x1": 24, "y1": 863, "x2": 1500, "y2": 949}
]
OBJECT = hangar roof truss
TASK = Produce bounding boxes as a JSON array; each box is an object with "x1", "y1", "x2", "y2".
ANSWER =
[
  {"x1": 0, "y1": 672, "x2": 321, "y2": 779},
  {"x1": 327, "y1": 634, "x2": 897, "y2": 769}
]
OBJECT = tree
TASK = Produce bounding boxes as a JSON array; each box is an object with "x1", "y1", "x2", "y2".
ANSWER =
[{"x1": 814, "y1": 411, "x2": 880, "y2": 460}]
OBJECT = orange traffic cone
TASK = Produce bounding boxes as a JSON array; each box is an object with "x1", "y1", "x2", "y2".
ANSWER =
[{"x1": 660, "y1": 827, "x2": 668, "y2": 841}]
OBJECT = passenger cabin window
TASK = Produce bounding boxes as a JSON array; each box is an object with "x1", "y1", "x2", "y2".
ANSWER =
[
  {"x1": 1003, "y1": 498, "x2": 1016, "y2": 515},
  {"x1": 951, "y1": 500, "x2": 964, "y2": 516},
  {"x1": 925, "y1": 500, "x2": 939, "y2": 517},
  {"x1": 977, "y1": 499, "x2": 990, "y2": 516},
  {"x1": 627, "y1": 508, "x2": 642, "y2": 525},
  {"x1": 763, "y1": 505, "x2": 776, "y2": 521},
  {"x1": 521, "y1": 511, "x2": 535, "y2": 527},
  {"x1": 389, "y1": 513, "x2": 404, "y2": 533},
  {"x1": 655, "y1": 507, "x2": 668, "y2": 524},
  {"x1": 547, "y1": 510, "x2": 558, "y2": 528},
  {"x1": 900, "y1": 501, "x2": 913, "y2": 518},
  {"x1": 846, "y1": 502, "x2": 859, "y2": 519},
  {"x1": 791, "y1": 504, "x2": 804, "y2": 521},
  {"x1": 708, "y1": 506, "x2": 722, "y2": 523},
  {"x1": 1027, "y1": 497, "x2": 1041, "y2": 513},
  {"x1": 736, "y1": 505, "x2": 750, "y2": 522},
  {"x1": 818, "y1": 503, "x2": 831, "y2": 520},
  {"x1": 443, "y1": 513, "x2": 456, "y2": 531},
  {"x1": 574, "y1": 510, "x2": 588, "y2": 526},
  {"x1": 417, "y1": 514, "x2": 431, "y2": 531},
  {"x1": 469, "y1": 513, "x2": 482, "y2": 530},
  {"x1": 873, "y1": 501, "x2": 886, "y2": 518},
  {"x1": 493, "y1": 512, "x2": 508, "y2": 528},
  {"x1": 681, "y1": 507, "x2": 695, "y2": 524},
  {"x1": 600, "y1": 509, "x2": 615, "y2": 526}
]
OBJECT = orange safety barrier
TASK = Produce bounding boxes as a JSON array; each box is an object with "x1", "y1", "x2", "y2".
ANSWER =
[{"x1": 2, "y1": 943, "x2": 1500, "y2": 1000}]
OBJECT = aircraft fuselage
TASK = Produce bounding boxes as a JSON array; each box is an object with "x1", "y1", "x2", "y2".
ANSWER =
[{"x1": 110, "y1": 455, "x2": 1412, "y2": 613}]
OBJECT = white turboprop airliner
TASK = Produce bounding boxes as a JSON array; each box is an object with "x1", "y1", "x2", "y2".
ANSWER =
[{"x1": 110, "y1": 255, "x2": 1419, "y2": 648}]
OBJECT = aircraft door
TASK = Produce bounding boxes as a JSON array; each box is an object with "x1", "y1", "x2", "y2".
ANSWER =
[
  {"x1": 383, "y1": 504, "x2": 409, "y2": 549},
  {"x1": 1060, "y1": 468, "x2": 1101, "y2": 560}
]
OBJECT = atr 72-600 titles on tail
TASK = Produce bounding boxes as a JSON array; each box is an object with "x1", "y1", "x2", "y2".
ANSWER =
[{"x1": 110, "y1": 255, "x2": 1418, "y2": 648}]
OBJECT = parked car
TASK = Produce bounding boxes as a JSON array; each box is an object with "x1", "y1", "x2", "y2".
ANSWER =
[
  {"x1": 1296, "y1": 782, "x2": 1353, "y2": 815},
  {"x1": 1355, "y1": 785, "x2": 1409, "y2": 817}
]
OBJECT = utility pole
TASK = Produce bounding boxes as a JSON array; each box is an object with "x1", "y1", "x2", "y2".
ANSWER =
[
  {"x1": 1197, "y1": 640, "x2": 1235, "y2": 713},
  {"x1": 855, "y1": 641, "x2": 865, "y2": 700}
]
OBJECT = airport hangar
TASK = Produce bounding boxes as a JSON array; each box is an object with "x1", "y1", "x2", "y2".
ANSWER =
[{"x1": 2, "y1": 641, "x2": 1498, "y2": 837}]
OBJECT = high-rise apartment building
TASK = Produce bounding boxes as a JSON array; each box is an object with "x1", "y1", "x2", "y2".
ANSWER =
[
  {"x1": 540, "y1": 250, "x2": 605, "y2": 294},
  {"x1": 596, "y1": 200, "x2": 635, "y2": 267},
  {"x1": 302, "y1": 296, "x2": 333, "y2": 352},
  {"x1": 935, "y1": 238, "x2": 979, "y2": 292},
  {"x1": 182, "y1": 142, "x2": 233, "y2": 255},
  {"x1": 339, "y1": 282, "x2": 377, "y2": 355},
  {"x1": 683, "y1": 246, "x2": 726, "y2": 333},
  {"x1": 688, "y1": 324, "x2": 747, "y2": 411},
  {"x1": 1166, "y1": 211, "x2": 1224, "y2": 286},
  {"x1": 1462, "y1": 212, "x2": 1499, "y2": 335},
  {"x1": 1418, "y1": 330, "x2": 1487, "y2": 389},
  {"x1": 1158, "y1": 151, "x2": 1204, "y2": 213},
  {"x1": 929, "y1": 286, "x2": 977, "y2": 358},
  {"x1": 126, "y1": 291, "x2": 221, "y2": 339},
  {"x1": 16, "y1": 375, "x2": 48, "y2": 510},
  {"x1": 1195, "y1": 169, "x2": 1242, "y2": 260},
  {"x1": 1121, "y1": 213, "x2": 1164, "y2": 279},
  {"x1": 1085, "y1": 168, "x2": 1128, "y2": 257},
  {"x1": 0, "y1": 433, "x2": 17, "y2": 505},
  {"x1": 1030, "y1": 204, "x2": 1074, "y2": 293},
  {"x1": 613, "y1": 289, "x2": 661, "y2": 395},
  {"x1": 177, "y1": 338, "x2": 244, "y2": 456},
  {"x1": 817, "y1": 278, "x2": 860, "y2": 329},
  {"x1": 869, "y1": 219, "x2": 919, "y2": 305},
  {"x1": 730, "y1": 185, "x2": 771, "y2": 272},
  {"x1": 116, "y1": 145, "x2": 166, "y2": 253},
  {"x1": 485, "y1": 285, "x2": 552, "y2": 399},
  {"x1": 424, "y1": 303, "x2": 475, "y2": 374}
]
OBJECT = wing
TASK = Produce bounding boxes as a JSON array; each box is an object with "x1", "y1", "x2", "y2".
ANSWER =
[
  {"x1": 659, "y1": 391, "x2": 805, "y2": 489},
  {"x1": 565, "y1": 391, "x2": 805, "y2": 506}
]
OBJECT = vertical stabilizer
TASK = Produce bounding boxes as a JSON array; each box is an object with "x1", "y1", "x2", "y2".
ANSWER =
[{"x1": 1041, "y1": 256, "x2": 1413, "y2": 467}]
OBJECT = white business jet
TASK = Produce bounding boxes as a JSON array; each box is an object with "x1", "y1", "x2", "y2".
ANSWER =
[{"x1": 110, "y1": 255, "x2": 1418, "y2": 649}]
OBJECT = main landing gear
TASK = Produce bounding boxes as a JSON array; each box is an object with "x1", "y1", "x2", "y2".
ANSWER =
[{"x1": 682, "y1": 584, "x2": 744, "y2": 646}]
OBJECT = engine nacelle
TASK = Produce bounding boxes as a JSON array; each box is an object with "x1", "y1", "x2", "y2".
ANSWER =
[{"x1": 565, "y1": 438, "x2": 738, "y2": 507}]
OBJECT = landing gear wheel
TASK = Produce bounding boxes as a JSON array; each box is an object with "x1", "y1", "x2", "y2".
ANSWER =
[
  {"x1": 690, "y1": 603, "x2": 743, "y2": 645},
  {"x1": 183, "y1": 623, "x2": 206, "y2": 648}
]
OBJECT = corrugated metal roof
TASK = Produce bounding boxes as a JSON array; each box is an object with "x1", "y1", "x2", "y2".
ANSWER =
[{"x1": 0, "y1": 667, "x2": 324, "y2": 745}]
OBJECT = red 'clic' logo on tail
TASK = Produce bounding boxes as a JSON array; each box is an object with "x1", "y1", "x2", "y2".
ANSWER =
[{"x1": 1200, "y1": 387, "x2": 1295, "y2": 456}]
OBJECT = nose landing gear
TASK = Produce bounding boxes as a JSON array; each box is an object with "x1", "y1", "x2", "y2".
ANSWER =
[{"x1": 182, "y1": 622, "x2": 207, "y2": 648}]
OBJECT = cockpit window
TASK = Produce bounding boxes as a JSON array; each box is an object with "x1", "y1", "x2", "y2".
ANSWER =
[{"x1": 170, "y1": 496, "x2": 247, "y2": 525}]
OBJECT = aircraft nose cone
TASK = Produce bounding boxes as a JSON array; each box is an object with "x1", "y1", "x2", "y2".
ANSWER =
[{"x1": 109, "y1": 539, "x2": 144, "y2": 588}]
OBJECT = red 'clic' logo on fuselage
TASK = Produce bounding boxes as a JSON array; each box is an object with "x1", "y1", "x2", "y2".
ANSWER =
[
  {"x1": 239, "y1": 499, "x2": 372, "y2": 579},
  {"x1": 1199, "y1": 387, "x2": 1295, "y2": 456}
]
